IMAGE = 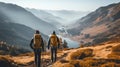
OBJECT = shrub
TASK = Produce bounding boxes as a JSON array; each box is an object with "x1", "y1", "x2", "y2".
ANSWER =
[
  {"x1": 0, "y1": 56, "x2": 17, "y2": 67},
  {"x1": 107, "y1": 44, "x2": 120, "y2": 60},
  {"x1": 84, "y1": 34, "x2": 90, "y2": 38},
  {"x1": 83, "y1": 59, "x2": 100, "y2": 67},
  {"x1": 112, "y1": 44, "x2": 120, "y2": 55},
  {"x1": 80, "y1": 44, "x2": 84, "y2": 48},
  {"x1": 79, "y1": 58, "x2": 103, "y2": 67},
  {"x1": 84, "y1": 42, "x2": 92, "y2": 46},
  {"x1": 105, "y1": 45, "x2": 112, "y2": 49},
  {"x1": 101, "y1": 62, "x2": 116, "y2": 67},
  {"x1": 69, "y1": 60, "x2": 81, "y2": 67},
  {"x1": 60, "y1": 59, "x2": 69, "y2": 63},
  {"x1": 69, "y1": 49, "x2": 93, "y2": 60}
]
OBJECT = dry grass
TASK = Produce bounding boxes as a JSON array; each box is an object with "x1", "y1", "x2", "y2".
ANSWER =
[
  {"x1": 0, "y1": 55, "x2": 12, "y2": 62},
  {"x1": 53, "y1": 43, "x2": 120, "y2": 67},
  {"x1": 69, "y1": 60, "x2": 81, "y2": 67},
  {"x1": 81, "y1": 24, "x2": 108, "y2": 36},
  {"x1": 101, "y1": 62, "x2": 116, "y2": 67},
  {"x1": 71, "y1": 58, "x2": 120, "y2": 67},
  {"x1": 53, "y1": 59, "x2": 80, "y2": 67},
  {"x1": 53, "y1": 57, "x2": 120, "y2": 67},
  {"x1": 68, "y1": 48, "x2": 93, "y2": 60},
  {"x1": 107, "y1": 44, "x2": 120, "y2": 60},
  {"x1": 52, "y1": 61, "x2": 64, "y2": 67},
  {"x1": 108, "y1": 54, "x2": 120, "y2": 60},
  {"x1": 80, "y1": 60, "x2": 100, "y2": 67},
  {"x1": 62, "y1": 63, "x2": 74, "y2": 67},
  {"x1": 105, "y1": 45, "x2": 112, "y2": 49},
  {"x1": 0, "y1": 55, "x2": 17, "y2": 67},
  {"x1": 112, "y1": 44, "x2": 120, "y2": 55}
]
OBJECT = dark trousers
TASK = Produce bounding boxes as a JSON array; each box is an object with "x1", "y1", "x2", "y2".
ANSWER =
[
  {"x1": 34, "y1": 49, "x2": 41, "y2": 67},
  {"x1": 51, "y1": 46, "x2": 57, "y2": 62}
]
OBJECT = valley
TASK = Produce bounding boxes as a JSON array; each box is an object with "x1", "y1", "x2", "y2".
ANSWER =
[{"x1": 0, "y1": 1, "x2": 120, "y2": 67}]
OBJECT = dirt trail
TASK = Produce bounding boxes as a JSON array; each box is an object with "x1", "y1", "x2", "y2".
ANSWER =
[{"x1": 11, "y1": 49, "x2": 74, "y2": 67}]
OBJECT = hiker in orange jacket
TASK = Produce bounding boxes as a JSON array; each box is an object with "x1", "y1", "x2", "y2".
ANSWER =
[
  {"x1": 30, "y1": 30, "x2": 44, "y2": 67},
  {"x1": 48, "y1": 31, "x2": 60, "y2": 62}
]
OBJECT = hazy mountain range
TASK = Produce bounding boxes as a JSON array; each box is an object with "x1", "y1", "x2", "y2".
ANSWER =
[
  {"x1": 27, "y1": 8, "x2": 90, "y2": 25},
  {"x1": 0, "y1": 2, "x2": 57, "y2": 35},
  {"x1": 46, "y1": 10, "x2": 90, "y2": 25},
  {"x1": 26, "y1": 8, "x2": 63, "y2": 28}
]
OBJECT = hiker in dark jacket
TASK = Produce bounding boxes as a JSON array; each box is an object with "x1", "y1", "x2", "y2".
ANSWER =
[
  {"x1": 48, "y1": 31, "x2": 60, "y2": 62},
  {"x1": 30, "y1": 30, "x2": 44, "y2": 67}
]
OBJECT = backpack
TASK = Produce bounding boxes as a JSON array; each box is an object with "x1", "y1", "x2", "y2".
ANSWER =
[
  {"x1": 50, "y1": 34, "x2": 58, "y2": 46},
  {"x1": 34, "y1": 34, "x2": 42, "y2": 48}
]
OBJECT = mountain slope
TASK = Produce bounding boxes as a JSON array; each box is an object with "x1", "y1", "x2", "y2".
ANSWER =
[
  {"x1": 0, "y1": 11, "x2": 48, "y2": 48},
  {"x1": 68, "y1": 2, "x2": 120, "y2": 44},
  {"x1": 26, "y1": 8, "x2": 62, "y2": 27},
  {"x1": 0, "y1": 2, "x2": 57, "y2": 35}
]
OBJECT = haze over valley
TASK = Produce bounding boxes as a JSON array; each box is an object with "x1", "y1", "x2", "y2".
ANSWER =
[{"x1": 0, "y1": 0, "x2": 120, "y2": 67}]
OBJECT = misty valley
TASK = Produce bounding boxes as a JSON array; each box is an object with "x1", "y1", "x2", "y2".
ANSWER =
[{"x1": 0, "y1": 1, "x2": 120, "y2": 67}]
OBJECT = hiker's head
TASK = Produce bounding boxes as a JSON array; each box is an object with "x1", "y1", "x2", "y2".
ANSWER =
[
  {"x1": 52, "y1": 31, "x2": 56, "y2": 35},
  {"x1": 35, "y1": 30, "x2": 40, "y2": 34}
]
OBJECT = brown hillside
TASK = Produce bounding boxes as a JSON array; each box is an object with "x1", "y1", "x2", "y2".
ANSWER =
[{"x1": 68, "y1": 2, "x2": 120, "y2": 45}]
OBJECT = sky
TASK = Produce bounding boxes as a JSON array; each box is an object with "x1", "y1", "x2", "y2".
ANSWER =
[{"x1": 0, "y1": 0, "x2": 120, "y2": 11}]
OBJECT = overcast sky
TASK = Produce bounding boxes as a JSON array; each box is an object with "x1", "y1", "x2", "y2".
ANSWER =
[{"x1": 0, "y1": 0, "x2": 120, "y2": 11}]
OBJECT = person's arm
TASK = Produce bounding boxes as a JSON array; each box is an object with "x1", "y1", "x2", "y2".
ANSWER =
[
  {"x1": 41, "y1": 37, "x2": 44, "y2": 51},
  {"x1": 30, "y1": 38, "x2": 34, "y2": 49},
  {"x1": 48, "y1": 38, "x2": 50, "y2": 49},
  {"x1": 57, "y1": 36, "x2": 60, "y2": 48}
]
